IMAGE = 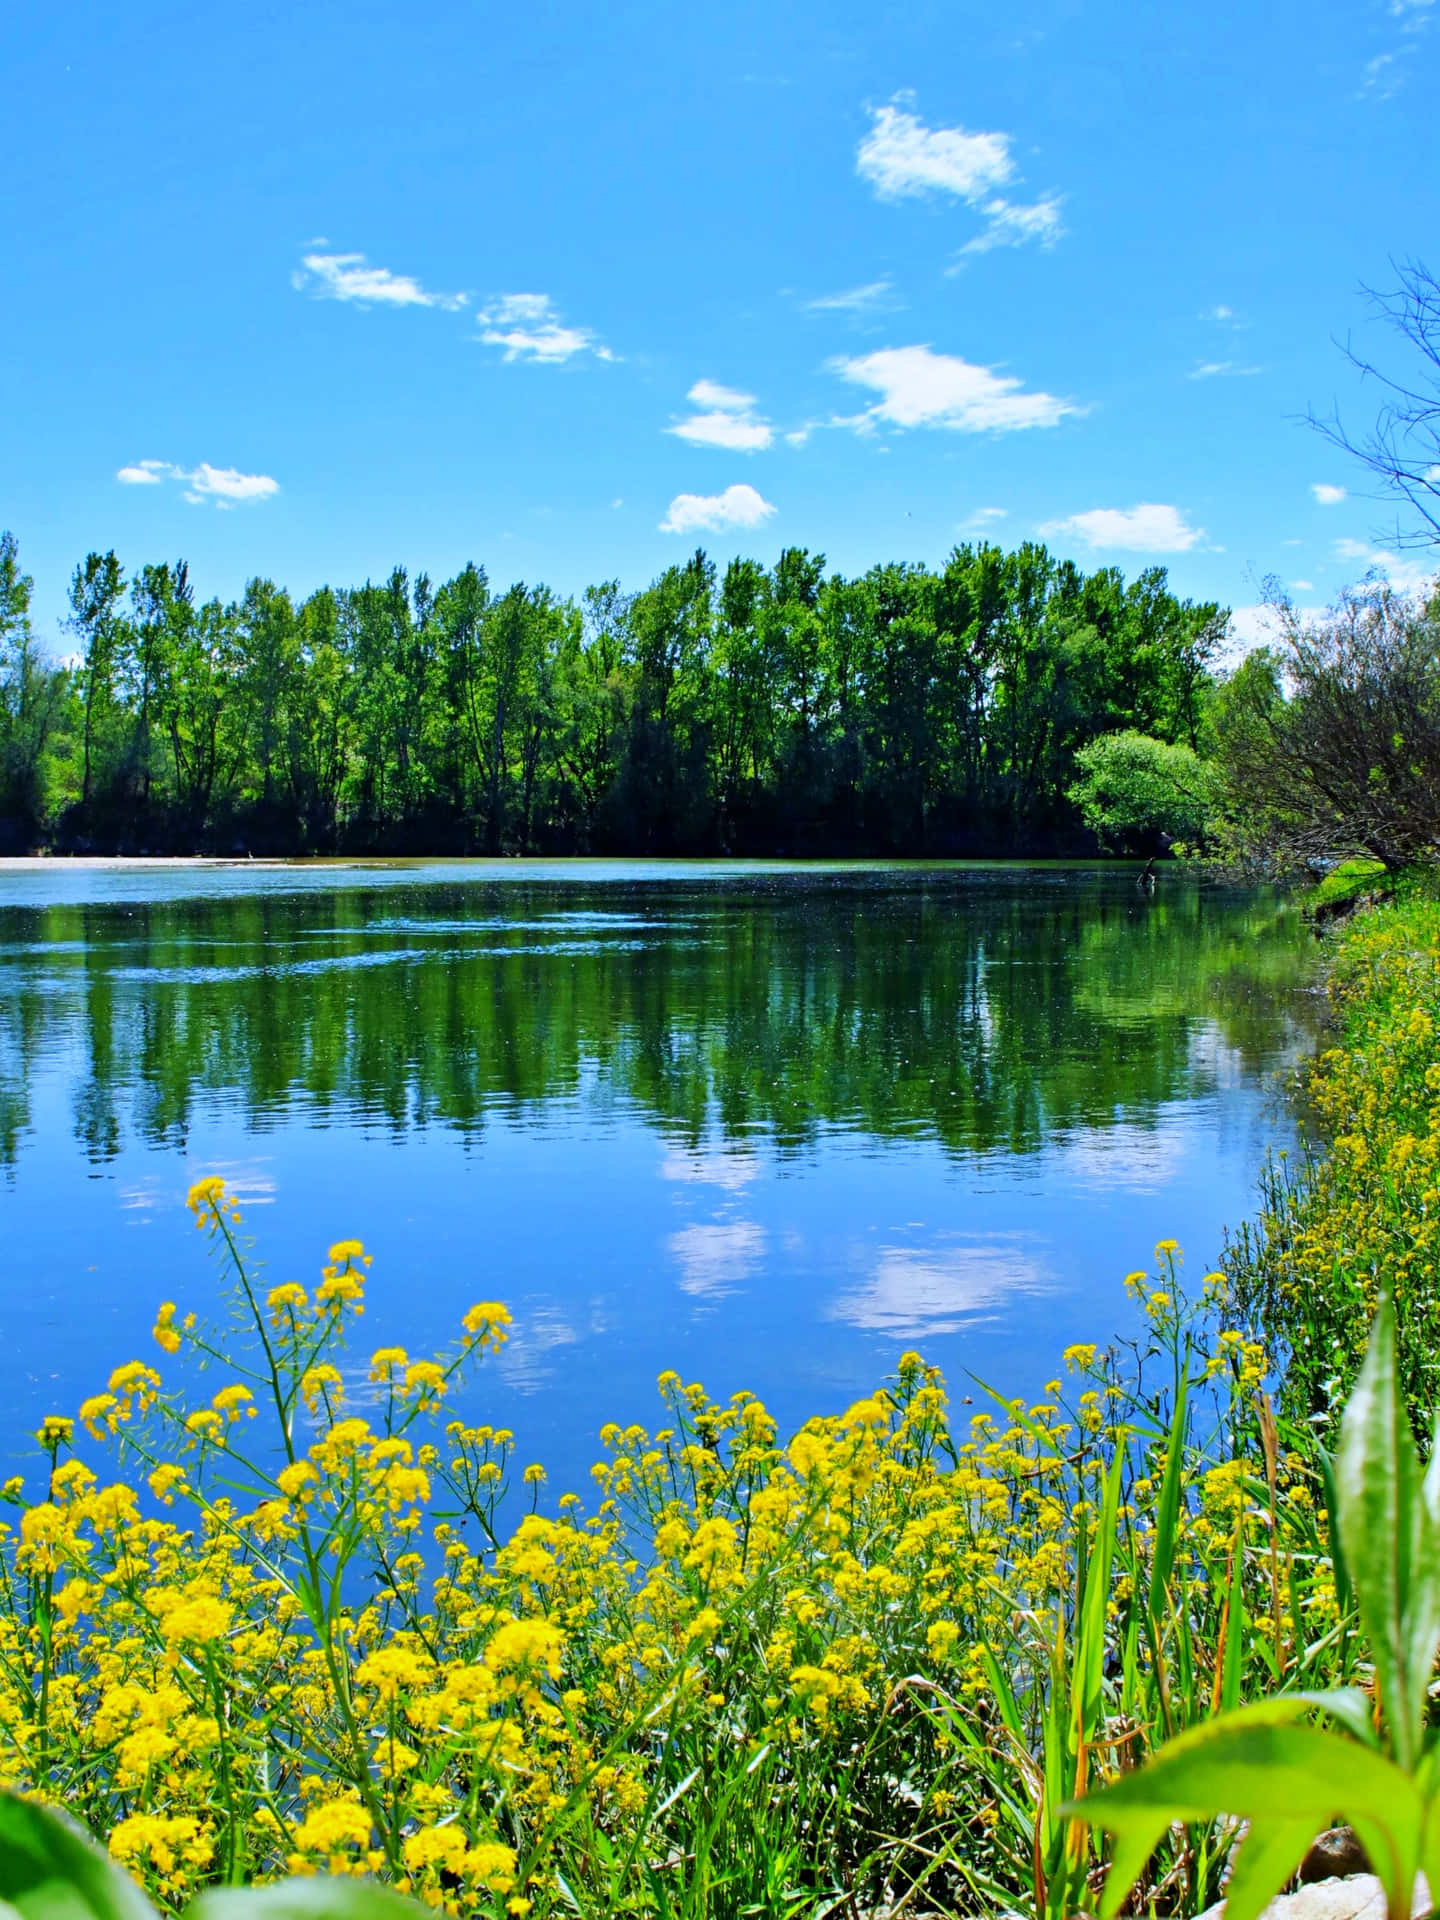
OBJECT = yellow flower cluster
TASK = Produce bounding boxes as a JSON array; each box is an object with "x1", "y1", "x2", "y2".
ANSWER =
[
  {"x1": 0, "y1": 1178, "x2": 1335, "y2": 1920},
  {"x1": 1228, "y1": 891, "x2": 1440, "y2": 1422}
]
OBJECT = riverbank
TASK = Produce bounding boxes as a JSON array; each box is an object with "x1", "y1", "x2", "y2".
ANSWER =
[{"x1": 2, "y1": 884, "x2": 1432, "y2": 1918}]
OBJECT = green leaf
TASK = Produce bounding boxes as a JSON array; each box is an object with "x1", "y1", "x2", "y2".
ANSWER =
[
  {"x1": 1315, "y1": 1444, "x2": 1354, "y2": 1619},
  {"x1": 1224, "y1": 1818, "x2": 1323, "y2": 1920},
  {"x1": 1289, "y1": 1687, "x2": 1379, "y2": 1748},
  {"x1": 191, "y1": 1881, "x2": 423, "y2": 1920},
  {"x1": 1149, "y1": 1372, "x2": 1189, "y2": 1612},
  {"x1": 1221, "y1": 1517, "x2": 1246, "y2": 1713},
  {"x1": 0, "y1": 1793, "x2": 156, "y2": 1920},
  {"x1": 1335, "y1": 1299, "x2": 1440, "y2": 1770},
  {"x1": 1066, "y1": 1707, "x2": 1423, "y2": 1920},
  {"x1": 1075, "y1": 1442, "x2": 1127, "y2": 1743}
]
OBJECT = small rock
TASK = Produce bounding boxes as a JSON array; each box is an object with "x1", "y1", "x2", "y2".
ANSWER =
[
  {"x1": 1301, "y1": 1831, "x2": 1371, "y2": 1884},
  {"x1": 1197, "y1": 1873, "x2": 1429, "y2": 1920}
]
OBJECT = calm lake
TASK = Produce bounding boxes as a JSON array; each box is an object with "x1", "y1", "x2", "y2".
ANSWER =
[{"x1": 0, "y1": 860, "x2": 1319, "y2": 1494}]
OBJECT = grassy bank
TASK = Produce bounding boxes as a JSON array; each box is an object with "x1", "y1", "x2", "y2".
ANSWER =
[
  {"x1": 1227, "y1": 877, "x2": 1440, "y2": 1426},
  {"x1": 6, "y1": 888, "x2": 1439, "y2": 1919}
]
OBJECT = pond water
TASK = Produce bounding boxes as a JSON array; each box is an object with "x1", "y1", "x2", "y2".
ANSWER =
[{"x1": 0, "y1": 859, "x2": 1320, "y2": 1495}]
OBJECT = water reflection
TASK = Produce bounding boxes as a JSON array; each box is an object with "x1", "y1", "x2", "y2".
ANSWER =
[
  {"x1": 0, "y1": 866, "x2": 1314, "y2": 1171},
  {"x1": 0, "y1": 862, "x2": 1320, "y2": 1496}
]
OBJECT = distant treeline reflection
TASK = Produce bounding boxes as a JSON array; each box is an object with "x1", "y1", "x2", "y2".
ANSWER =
[{"x1": 0, "y1": 873, "x2": 1316, "y2": 1169}]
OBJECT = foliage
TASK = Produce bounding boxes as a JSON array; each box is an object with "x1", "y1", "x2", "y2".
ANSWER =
[
  {"x1": 0, "y1": 1185, "x2": 1351, "y2": 1919},
  {"x1": 1072, "y1": 1296, "x2": 1440, "y2": 1920},
  {"x1": 1066, "y1": 729, "x2": 1217, "y2": 851},
  {"x1": 1305, "y1": 857, "x2": 1389, "y2": 917},
  {"x1": 1211, "y1": 584, "x2": 1440, "y2": 873},
  {"x1": 1226, "y1": 882, "x2": 1440, "y2": 1424},
  {"x1": 0, "y1": 533, "x2": 68, "y2": 842},
  {"x1": 0, "y1": 1789, "x2": 416, "y2": 1920},
  {"x1": 0, "y1": 532, "x2": 1225, "y2": 855}
]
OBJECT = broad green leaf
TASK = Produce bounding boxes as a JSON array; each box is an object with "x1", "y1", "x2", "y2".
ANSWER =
[
  {"x1": 0, "y1": 1793, "x2": 156, "y2": 1920},
  {"x1": 1099, "y1": 1819, "x2": 1172, "y2": 1920},
  {"x1": 191, "y1": 1881, "x2": 423, "y2": 1920},
  {"x1": 1066, "y1": 1710, "x2": 1423, "y2": 1920},
  {"x1": 1315, "y1": 1443, "x2": 1354, "y2": 1619},
  {"x1": 1225, "y1": 1818, "x2": 1323, "y2": 1920},
  {"x1": 1290, "y1": 1687, "x2": 1379, "y2": 1748},
  {"x1": 1335, "y1": 1299, "x2": 1440, "y2": 1770}
]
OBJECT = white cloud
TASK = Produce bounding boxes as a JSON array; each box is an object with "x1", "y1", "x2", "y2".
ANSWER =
[
  {"x1": 668, "y1": 1221, "x2": 767, "y2": 1297},
  {"x1": 1291, "y1": 579, "x2": 1315, "y2": 591},
  {"x1": 1311, "y1": 482, "x2": 1347, "y2": 505},
  {"x1": 806, "y1": 278, "x2": 898, "y2": 313},
  {"x1": 1362, "y1": 51, "x2": 1401, "y2": 95},
  {"x1": 114, "y1": 460, "x2": 279, "y2": 507},
  {"x1": 959, "y1": 194, "x2": 1065, "y2": 255},
  {"x1": 1210, "y1": 303, "x2": 1235, "y2": 322},
  {"x1": 478, "y1": 293, "x2": 614, "y2": 364},
  {"x1": 1188, "y1": 360, "x2": 1263, "y2": 378},
  {"x1": 833, "y1": 344, "x2": 1074, "y2": 433},
  {"x1": 667, "y1": 380, "x2": 775, "y2": 451},
  {"x1": 660, "y1": 484, "x2": 776, "y2": 535},
  {"x1": 857, "y1": 100, "x2": 1063, "y2": 254},
  {"x1": 830, "y1": 1239, "x2": 1050, "y2": 1337},
  {"x1": 857, "y1": 103, "x2": 1013, "y2": 201},
  {"x1": 1333, "y1": 538, "x2": 1436, "y2": 593},
  {"x1": 1041, "y1": 502, "x2": 1203, "y2": 553},
  {"x1": 688, "y1": 379, "x2": 754, "y2": 411},
  {"x1": 961, "y1": 506, "x2": 1007, "y2": 532},
  {"x1": 293, "y1": 251, "x2": 465, "y2": 310}
]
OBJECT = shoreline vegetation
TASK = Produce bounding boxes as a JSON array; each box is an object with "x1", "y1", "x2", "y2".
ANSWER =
[{"x1": 3, "y1": 882, "x2": 1438, "y2": 1917}]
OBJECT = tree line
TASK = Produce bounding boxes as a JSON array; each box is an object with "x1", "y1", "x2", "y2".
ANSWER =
[{"x1": 0, "y1": 531, "x2": 1226, "y2": 855}]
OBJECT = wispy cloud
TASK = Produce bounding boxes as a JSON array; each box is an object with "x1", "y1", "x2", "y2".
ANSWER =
[
  {"x1": 667, "y1": 380, "x2": 774, "y2": 451},
  {"x1": 293, "y1": 250, "x2": 466, "y2": 310},
  {"x1": 958, "y1": 193, "x2": 1064, "y2": 255},
  {"x1": 660, "y1": 484, "x2": 777, "y2": 535},
  {"x1": 1333, "y1": 537, "x2": 1436, "y2": 592},
  {"x1": 116, "y1": 460, "x2": 279, "y2": 508},
  {"x1": 1041, "y1": 503, "x2": 1204, "y2": 553},
  {"x1": 833, "y1": 344, "x2": 1074, "y2": 433},
  {"x1": 1311, "y1": 482, "x2": 1347, "y2": 505},
  {"x1": 961, "y1": 506, "x2": 1007, "y2": 532},
  {"x1": 805, "y1": 278, "x2": 899, "y2": 313},
  {"x1": 857, "y1": 99, "x2": 1064, "y2": 255},
  {"x1": 1188, "y1": 360, "x2": 1263, "y2": 379},
  {"x1": 478, "y1": 293, "x2": 614, "y2": 364}
]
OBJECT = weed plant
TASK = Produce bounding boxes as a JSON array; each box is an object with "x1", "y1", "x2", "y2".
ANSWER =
[
  {"x1": 0, "y1": 1178, "x2": 1354, "y2": 1920},
  {"x1": 1227, "y1": 880, "x2": 1440, "y2": 1425}
]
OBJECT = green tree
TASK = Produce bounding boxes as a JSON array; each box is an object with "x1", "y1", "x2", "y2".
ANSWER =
[
  {"x1": 0, "y1": 533, "x2": 67, "y2": 836},
  {"x1": 1068, "y1": 729, "x2": 1217, "y2": 851}
]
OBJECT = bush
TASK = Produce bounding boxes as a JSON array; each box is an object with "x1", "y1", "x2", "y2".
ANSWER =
[{"x1": 1067, "y1": 730, "x2": 1216, "y2": 852}]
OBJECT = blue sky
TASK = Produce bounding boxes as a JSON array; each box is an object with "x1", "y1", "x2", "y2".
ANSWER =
[{"x1": 4, "y1": 0, "x2": 1436, "y2": 643}]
